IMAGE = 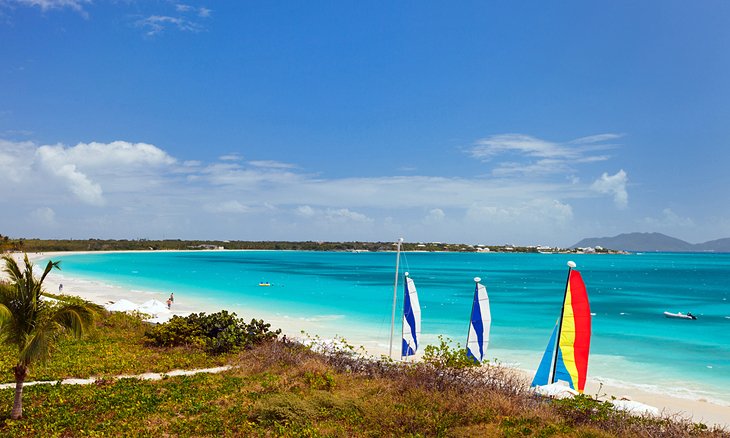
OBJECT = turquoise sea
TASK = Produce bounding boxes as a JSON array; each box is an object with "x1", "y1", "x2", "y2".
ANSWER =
[{"x1": 49, "y1": 251, "x2": 730, "y2": 405}]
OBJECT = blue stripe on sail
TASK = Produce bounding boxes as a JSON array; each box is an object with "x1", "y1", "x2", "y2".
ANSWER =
[
  {"x1": 402, "y1": 279, "x2": 418, "y2": 357},
  {"x1": 531, "y1": 324, "x2": 558, "y2": 387},
  {"x1": 552, "y1": 349, "x2": 574, "y2": 389},
  {"x1": 469, "y1": 283, "x2": 485, "y2": 362},
  {"x1": 402, "y1": 338, "x2": 416, "y2": 356}
]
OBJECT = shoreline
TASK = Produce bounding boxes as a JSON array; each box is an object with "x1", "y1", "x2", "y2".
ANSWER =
[{"x1": 3, "y1": 250, "x2": 729, "y2": 429}]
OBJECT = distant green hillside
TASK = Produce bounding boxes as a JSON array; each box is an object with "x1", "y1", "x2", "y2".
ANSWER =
[{"x1": 573, "y1": 232, "x2": 730, "y2": 252}]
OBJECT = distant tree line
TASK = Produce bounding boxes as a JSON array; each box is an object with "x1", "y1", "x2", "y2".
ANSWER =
[
  {"x1": 0, "y1": 234, "x2": 24, "y2": 253},
  {"x1": 2, "y1": 236, "x2": 612, "y2": 254}
]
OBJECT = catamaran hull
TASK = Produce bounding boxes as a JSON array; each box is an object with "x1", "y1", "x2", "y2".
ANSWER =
[{"x1": 663, "y1": 312, "x2": 696, "y2": 320}]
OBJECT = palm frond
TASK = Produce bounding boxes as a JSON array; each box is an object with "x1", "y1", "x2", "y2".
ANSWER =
[
  {"x1": 19, "y1": 329, "x2": 55, "y2": 366},
  {"x1": 38, "y1": 259, "x2": 61, "y2": 289},
  {"x1": 51, "y1": 304, "x2": 95, "y2": 338},
  {"x1": 1, "y1": 255, "x2": 23, "y2": 284},
  {"x1": 0, "y1": 302, "x2": 11, "y2": 334}
]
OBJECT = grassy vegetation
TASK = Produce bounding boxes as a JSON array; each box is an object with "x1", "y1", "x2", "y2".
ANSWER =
[{"x1": 0, "y1": 310, "x2": 726, "y2": 436}]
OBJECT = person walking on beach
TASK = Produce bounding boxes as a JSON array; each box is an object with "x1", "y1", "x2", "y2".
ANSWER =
[{"x1": 166, "y1": 298, "x2": 172, "y2": 309}]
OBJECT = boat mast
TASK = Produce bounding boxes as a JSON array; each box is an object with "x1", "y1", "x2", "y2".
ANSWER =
[
  {"x1": 389, "y1": 237, "x2": 404, "y2": 359},
  {"x1": 549, "y1": 261, "x2": 576, "y2": 385}
]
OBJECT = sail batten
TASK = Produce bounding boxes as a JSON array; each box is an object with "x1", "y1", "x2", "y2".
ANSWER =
[
  {"x1": 466, "y1": 278, "x2": 491, "y2": 363},
  {"x1": 401, "y1": 274, "x2": 421, "y2": 358},
  {"x1": 531, "y1": 265, "x2": 591, "y2": 392}
]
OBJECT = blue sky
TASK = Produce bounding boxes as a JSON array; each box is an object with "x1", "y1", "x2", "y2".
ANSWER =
[{"x1": 1, "y1": 1, "x2": 729, "y2": 246}]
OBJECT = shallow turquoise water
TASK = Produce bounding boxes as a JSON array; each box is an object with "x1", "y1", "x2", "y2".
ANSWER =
[{"x1": 51, "y1": 250, "x2": 730, "y2": 404}]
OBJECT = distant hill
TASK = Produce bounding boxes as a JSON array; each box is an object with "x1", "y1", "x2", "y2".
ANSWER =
[{"x1": 572, "y1": 232, "x2": 730, "y2": 252}]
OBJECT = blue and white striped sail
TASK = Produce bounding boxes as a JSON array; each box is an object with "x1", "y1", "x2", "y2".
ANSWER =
[
  {"x1": 466, "y1": 277, "x2": 491, "y2": 363},
  {"x1": 401, "y1": 273, "x2": 421, "y2": 358}
]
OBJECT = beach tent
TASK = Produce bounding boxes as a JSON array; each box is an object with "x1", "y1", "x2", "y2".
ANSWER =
[
  {"x1": 610, "y1": 399, "x2": 660, "y2": 416},
  {"x1": 137, "y1": 299, "x2": 170, "y2": 317},
  {"x1": 105, "y1": 299, "x2": 139, "y2": 312},
  {"x1": 534, "y1": 382, "x2": 579, "y2": 399}
]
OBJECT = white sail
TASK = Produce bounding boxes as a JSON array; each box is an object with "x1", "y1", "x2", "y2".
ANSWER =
[
  {"x1": 401, "y1": 273, "x2": 421, "y2": 357},
  {"x1": 466, "y1": 277, "x2": 491, "y2": 363}
]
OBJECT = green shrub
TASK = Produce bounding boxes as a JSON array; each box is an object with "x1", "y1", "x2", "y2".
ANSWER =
[
  {"x1": 144, "y1": 311, "x2": 281, "y2": 354},
  {"x1": 422, "y1": 335, "x2": 478, "y2": 369}
]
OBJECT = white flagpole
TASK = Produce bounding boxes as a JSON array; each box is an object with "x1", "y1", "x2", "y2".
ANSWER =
[{"x1": 389, "y1": 238, "x2": 403, "y2": 359}]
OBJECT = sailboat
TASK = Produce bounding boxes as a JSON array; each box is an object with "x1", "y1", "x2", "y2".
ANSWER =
[
  {"x1": 531, "y1": 261, "x2": 591, "y2": 393},
  {"x1": 388, "y1": 238, "x2": 422, "y2": 360},
  {"x1": 466, "y1": 276, "x2": 491, "y2": 363},
  {"x1": 401, "y1": 272, "x2": 421, "y2": 358}
]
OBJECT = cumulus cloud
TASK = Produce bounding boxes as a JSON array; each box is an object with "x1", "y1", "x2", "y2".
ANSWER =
[
  {"x1": 591, "y1": 170, "x2": 628, "y2": 209},
  {"x1": 37, "y1": 141, "x2": 175, "y2": 169},
  {"x1": 0, "y1": 136, "x2": 631, "y2": 245},
  {"x1": 424, "y1": 208, "x2": 445, "y2": 224}
]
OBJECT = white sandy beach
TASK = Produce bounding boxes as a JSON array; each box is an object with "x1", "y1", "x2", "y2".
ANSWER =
[{"x1": 2, "y1": 251, "x2": 729, "y2": 429}]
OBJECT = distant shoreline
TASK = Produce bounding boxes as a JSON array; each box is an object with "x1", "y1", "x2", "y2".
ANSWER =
[
  {"x1": 2, "y1": 250, "x2": 728, "y2": 428},
  {"x1": 1, "y1": 238, "x2": 627, "y2": 255}
]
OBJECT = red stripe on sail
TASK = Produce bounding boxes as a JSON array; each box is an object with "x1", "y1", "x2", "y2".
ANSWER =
[{"x1": 569, "y1": 270, "x2": 591, "y2": 392}]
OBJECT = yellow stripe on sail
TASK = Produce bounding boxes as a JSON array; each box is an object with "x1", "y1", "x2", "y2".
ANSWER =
[{"x1": 559, "y1": 282, "x2": 581, "y2": 390}]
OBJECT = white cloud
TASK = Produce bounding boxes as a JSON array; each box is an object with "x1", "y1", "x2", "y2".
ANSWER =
[
  {"x1": 569, "y1": 133, "x2": 623, "y2": 144},
  {"x1": 249, "y1": 160, "x2": 297, "y2": 169},
  {"x1": 591, "y1": 169, "x2": 628, "y2": 209},
  {"x1": 424, "y1": 208, "x2": 445, "y2": 224},
  {"x1": 643, "y1": 208, "x2": 694, "y2": 228},
  {"x1": 30, "y1": 207, "x2": 56, "y2": 226},
  {"x1": 9, "y1": 0, "x2": 90, "y2": 15},
  {"x1": 296, "y1": 205, "x2": 315, "y2": 217},
  {"x1": 219, "y1": 154, "x2": 242, "y2": 161},
  {"x1": 204, "y1": 200, "x2": 250, "y2": 214},
  {"x1": 37, "y1": 141, "x2": 175, "y2": 169},
  {"x1": 470, "y1": 134, "x2": 567, "y2": 160},
  {"x1": 295, "y1": 205, "x2": 372, "y2": 224},
  {"x1": 0, "y1": 136, "x2": 635, "y2": 245},
  {"x1": 48, "y1": 161, "x2": 105, "y2": 205},
  {"x1": 136, "y1": 15, "x2": 202, "y2": 36},
  {"x1": 466, "y1": 199, "x2": 573, "y2": 225},
  {"x1": 0, "y1": 139, "x2": 34, "y2": 183},
  {"x1": 468, "y1": 133, "x2": 616, "y2": 176},
  {"x1": 324, "y1": 208, "x2": 373, "y2": 223}
]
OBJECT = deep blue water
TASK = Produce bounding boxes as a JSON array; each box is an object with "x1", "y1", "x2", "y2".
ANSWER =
[{"x1": 50, "y1": 250, "x2": 730, "y2": 404}]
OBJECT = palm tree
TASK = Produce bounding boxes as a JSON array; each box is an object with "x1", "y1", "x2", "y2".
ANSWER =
[{"x1": 0, "y1": 254, "x2": 95, "y2": 419}]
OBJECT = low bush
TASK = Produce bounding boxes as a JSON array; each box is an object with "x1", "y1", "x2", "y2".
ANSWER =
[{"x1": 144, "y1": 310, "x2": 281, "y2": 354}]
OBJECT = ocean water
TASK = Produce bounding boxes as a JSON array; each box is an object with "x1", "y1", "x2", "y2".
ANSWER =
[{"x1": 49, "y1": 250, "x2": 730, "y2": 404}]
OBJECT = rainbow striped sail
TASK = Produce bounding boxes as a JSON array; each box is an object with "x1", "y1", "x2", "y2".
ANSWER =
[
  {"x1": 466, "y1": 277, "x2": 491, "y2": 363},
  {"x1": 401, "y1": 273, "x2": 421, "y2": 358},
  {"x1": 531, "y1": 262, "x2": 591, "y2": 392}
]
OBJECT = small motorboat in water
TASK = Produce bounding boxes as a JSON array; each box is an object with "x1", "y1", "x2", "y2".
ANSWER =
[
  {"x1": 663, "y1": 311, "x2": 697, "y2": 320},
  {"x1": 258, "y1": 282, "x2": 271, "y2": 287}
]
